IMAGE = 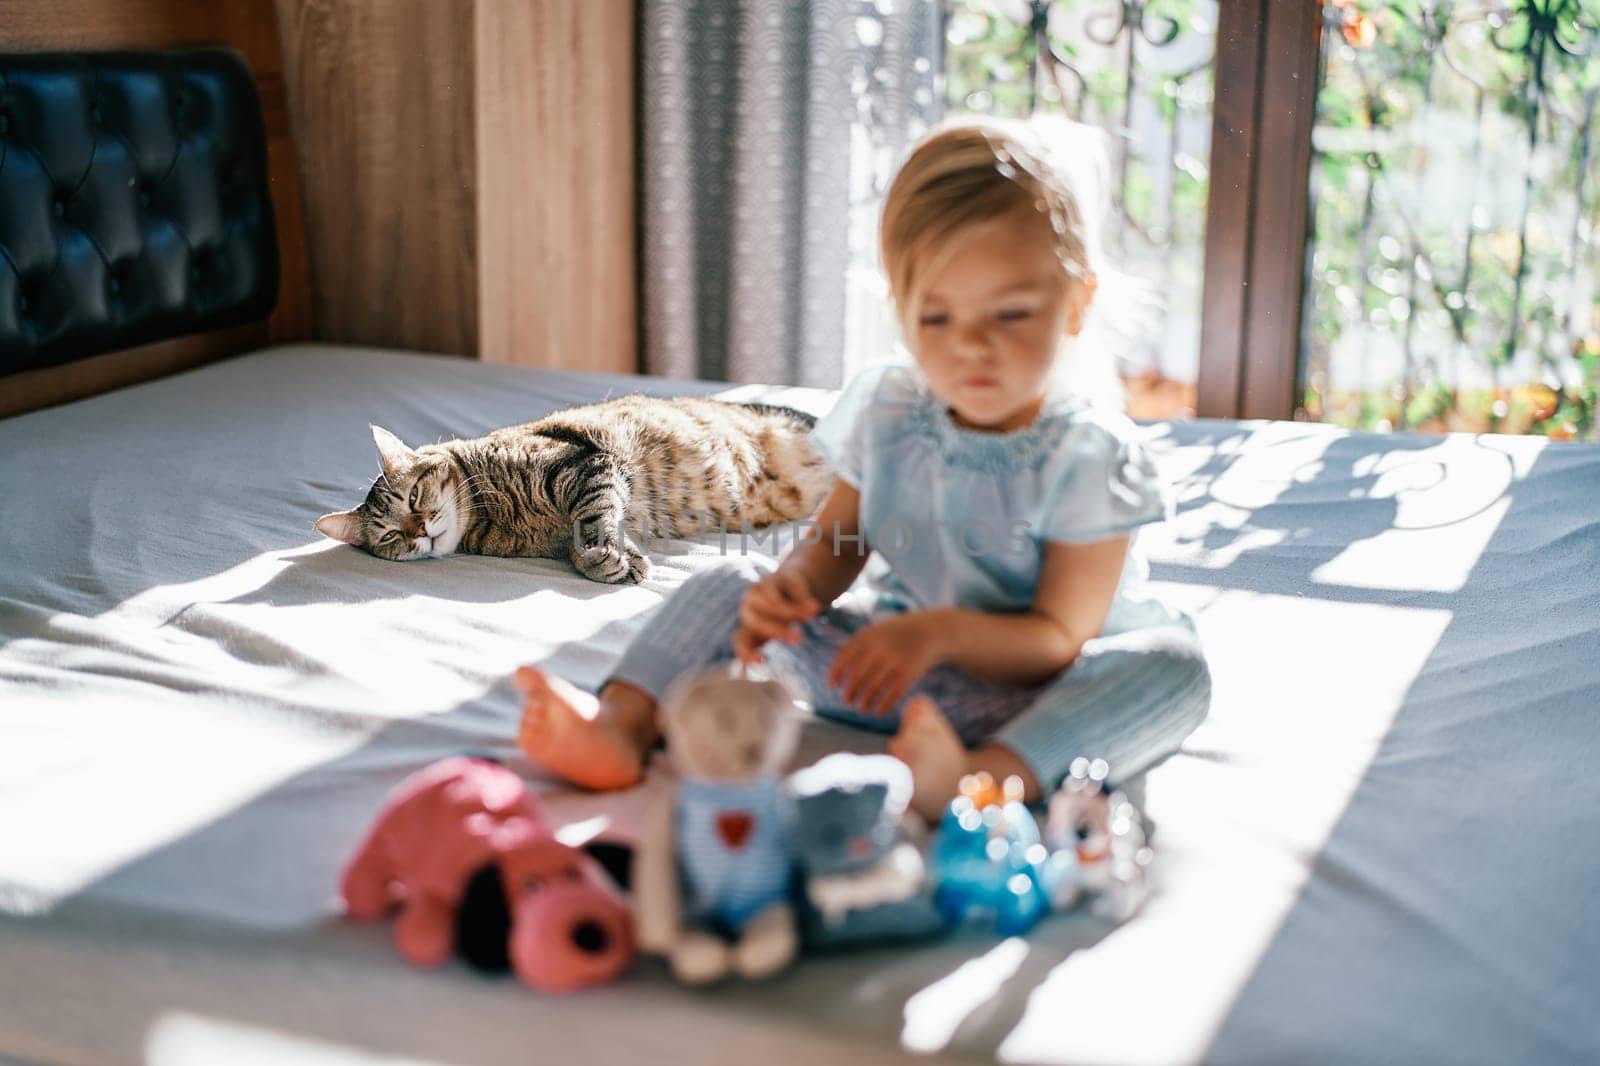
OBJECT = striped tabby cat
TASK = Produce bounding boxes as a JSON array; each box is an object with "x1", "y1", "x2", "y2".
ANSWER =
[{"x1": 315, "y1": 395, "x2": 830, "y2": 583}]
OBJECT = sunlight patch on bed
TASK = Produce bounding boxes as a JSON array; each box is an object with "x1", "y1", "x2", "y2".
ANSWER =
[
  {"x1": 987, "y1": 585, "x2": 1454, "y2": 1065},
  {"x1": 0, "y1": 534, "x2": 788, "y2": 919},
  {"x1": 0, "y1": 687, "x2": 404, "y2": 917},
  {"x1": 1311, "y1": 434, "x2": 1544, "y2": 593},
  {"x1": 0, "y1": 542, "x2": 536, "y2": 916},
  {"x1": 1150, "y1": 423, "x2": 1545, "y2": 601},
  {"x1": 710, "y1": 382, "x2": 836, "y2": 419},
  {"x1": 147, "y1": 1012, "x2": 446, "y2": 1066},
  {"x1": 901, "y1": 938, "x2": 1032, "y2": 1054},
  {"x1": 1146, "y1": 421, "x2": 1341, "y2": 570}
]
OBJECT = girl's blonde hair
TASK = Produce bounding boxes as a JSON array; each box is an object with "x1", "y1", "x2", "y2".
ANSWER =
[{"x1": 878, "y1": 113, "x2": 1127, "y2": 406}]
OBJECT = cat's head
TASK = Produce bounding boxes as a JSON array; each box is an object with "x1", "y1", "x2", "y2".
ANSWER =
[{"x1": 316, "y1": 426, "x2": 463, "y2": 561}]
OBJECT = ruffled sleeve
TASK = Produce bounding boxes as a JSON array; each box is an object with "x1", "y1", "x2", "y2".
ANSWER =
[
  {"x1": 1036, "y1": 410, "x2": 1169, "y2": 543},
  {"x1": 809, "y1": 362, "x2": 900, "y2": 488}
]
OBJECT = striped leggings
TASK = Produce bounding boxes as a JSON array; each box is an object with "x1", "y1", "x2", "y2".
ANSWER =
[{"x1": 603, "y1": 554, "x2": 1211, "y2": 791}]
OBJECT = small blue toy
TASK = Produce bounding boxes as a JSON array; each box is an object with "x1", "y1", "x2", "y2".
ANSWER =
[{"x1": 929, "y1": 773, "x2": 1053, "y2": 937}]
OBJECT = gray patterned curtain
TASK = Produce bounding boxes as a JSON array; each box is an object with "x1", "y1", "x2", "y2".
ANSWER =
[{"x1": 639, "y1": 0, "x2": 943, "y2": 388}]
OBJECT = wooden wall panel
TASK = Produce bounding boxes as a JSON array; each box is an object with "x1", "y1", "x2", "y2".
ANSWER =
[
  {"x1": 274, "y1": 0, "x2": 635, "y2": 371},
  {"x1": 274, "y1": 0, "x2": 478, "y2": 357},
  {"x1": 0, "y1": 0, "x2": 316, "y2": 416},
  {"x1": 476, "y1": 1, "x2": 636, "y2": 373}
]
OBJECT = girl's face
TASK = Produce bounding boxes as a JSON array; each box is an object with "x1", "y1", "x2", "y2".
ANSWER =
[{"x1": 910, "y1": 214, "x2": 1094, "y2": 432}]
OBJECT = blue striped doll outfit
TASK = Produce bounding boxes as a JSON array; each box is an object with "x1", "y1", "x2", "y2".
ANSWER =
[
  {"x1": 604, "y1": 363, "x2": 1211, "y2": 791},
  {"x1": 675, "y1": 777, "x2": 795, "y2": 932}
]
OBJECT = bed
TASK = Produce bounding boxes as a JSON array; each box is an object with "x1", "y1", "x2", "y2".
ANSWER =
[
  {"x1": 3, "y1": 340, "x2": 1599, "y2": 1066},
  {"x1": 4, "y1": 21, "x2": 1600, "y2": 1066}
]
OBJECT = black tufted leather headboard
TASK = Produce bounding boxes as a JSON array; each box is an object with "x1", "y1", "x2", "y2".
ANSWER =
[{"x1": 0, "y1": 49, "x2": 279, "y2": 377}]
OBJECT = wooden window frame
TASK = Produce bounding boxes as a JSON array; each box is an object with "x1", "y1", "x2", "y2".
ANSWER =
[{"x1": 1198, "y1": 0, "x2": 1324, "y2": 421}]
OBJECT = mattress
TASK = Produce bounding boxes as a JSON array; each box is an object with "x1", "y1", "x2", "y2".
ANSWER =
[{"x1": 1, "y1": 344, "x2": 1597, "y2": 1066}]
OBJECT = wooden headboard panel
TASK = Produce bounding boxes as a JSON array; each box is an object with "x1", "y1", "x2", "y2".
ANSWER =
[{"x1": 0, "y1": 0, "x2": 312, "y2": 419}]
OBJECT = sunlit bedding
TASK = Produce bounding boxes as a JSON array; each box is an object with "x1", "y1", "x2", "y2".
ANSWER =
[{"x1": 2, "y1": 344, "x2": 1596, "y2": 1065}]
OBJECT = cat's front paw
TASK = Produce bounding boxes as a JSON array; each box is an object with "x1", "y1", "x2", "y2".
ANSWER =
[{"x1": 573, "y1": 539, "x2": 652, "y2": 584}]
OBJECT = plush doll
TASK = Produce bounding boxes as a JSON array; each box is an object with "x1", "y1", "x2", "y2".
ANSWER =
[
  {"x1": 341, "y1": 755, "x2": 635, "y2": 993},
  {"x1": 633, "y1": 664, "x2": 803, "y2": 984},
  {"x1": 1043, "y1": 757, "x2": 1153, "y2": 922},
  {"x1": 788, "y1": 753, "x2": 947, "y2": 949}
]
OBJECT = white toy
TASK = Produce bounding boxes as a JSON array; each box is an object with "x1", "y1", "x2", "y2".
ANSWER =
[
  {"x1": 1044, "y1": 757, "x2": 1154, "y2": 921},
  {"x1": 788, "y1": 753, "x2": 945, "y2": 947}
]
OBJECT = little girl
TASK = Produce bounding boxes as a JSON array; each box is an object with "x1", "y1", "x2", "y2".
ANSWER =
[{"x1": 515, "y1": 116, "x2": 1210, "y2": 821}]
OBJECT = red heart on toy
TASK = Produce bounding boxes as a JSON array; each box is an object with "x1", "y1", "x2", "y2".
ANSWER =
[{"x1": 716, "y1": 811, "x2": 755, "y2": 850}]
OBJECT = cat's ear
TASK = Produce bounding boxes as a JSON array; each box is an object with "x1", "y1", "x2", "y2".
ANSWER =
[
  {"x1": 370, "y1": 425, "x2": 416, "y2": 476},
  {"x1": 316, "y1": 511, "x2": 363, "y2": 545}
]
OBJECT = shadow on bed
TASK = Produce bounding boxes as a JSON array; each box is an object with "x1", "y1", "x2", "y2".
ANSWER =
[
  {"x1": 207, "y1": 541, "x2": 631, "y2": 610},
  {"x1": 1151, "y1": 421, "x2": 1476, "y2": 605},
  {"x1": 1171, "y1": 430, "x2": 1600, "y2": 1062},
  {"x1": 27, "y1": 649, "x2": 1125, "y2": 1065},
  {"x1": 19, "y1": 565, "x2": 1130, "y2": 1061}
]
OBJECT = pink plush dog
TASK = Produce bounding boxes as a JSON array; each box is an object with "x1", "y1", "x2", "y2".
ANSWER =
[{"x1": 341, "y1": 756, "x2": 634, "y2": 993}]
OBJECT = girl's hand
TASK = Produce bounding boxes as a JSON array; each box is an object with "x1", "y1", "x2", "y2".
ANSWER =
[
  {"x1": 828, "y1": 612, "x2": 947, "y2": 717},
  {"x1": 732, "y1": 569, "x2": 822, "y2": 664}
]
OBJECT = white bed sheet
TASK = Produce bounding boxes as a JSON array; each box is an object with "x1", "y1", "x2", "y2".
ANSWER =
[{"x1": 1, "y1": 345, "x2": 1597, "y2": 1066}]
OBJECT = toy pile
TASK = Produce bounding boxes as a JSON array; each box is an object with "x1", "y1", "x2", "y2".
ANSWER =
[{"x1": 340, "y1": 666, "x2": 1156, "y2": 992}]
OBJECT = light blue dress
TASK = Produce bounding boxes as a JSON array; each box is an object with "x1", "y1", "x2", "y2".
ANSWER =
[
  {"x1": 605, "y1": 362, "x2": 1211, "y2": 791},
  {"x1": 806, "y1": 361, "x2": 1189, "y2": 637}
]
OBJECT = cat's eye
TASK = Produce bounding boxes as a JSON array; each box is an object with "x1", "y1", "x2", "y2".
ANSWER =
[
  {"x1": 408, "y1": 485, "x2": 422, "y2": 508},
  {"x1": 381, "y1": 531, "x2": 400, "y2": 544}
]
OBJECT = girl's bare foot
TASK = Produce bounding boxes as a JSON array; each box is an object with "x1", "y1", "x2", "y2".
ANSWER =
[
  {"x1": 515, "y1": 666, "x2": 646, "y2": 790},
  {"x1": 887, "y1": 696, "x2": 967, "y2": 823}
]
